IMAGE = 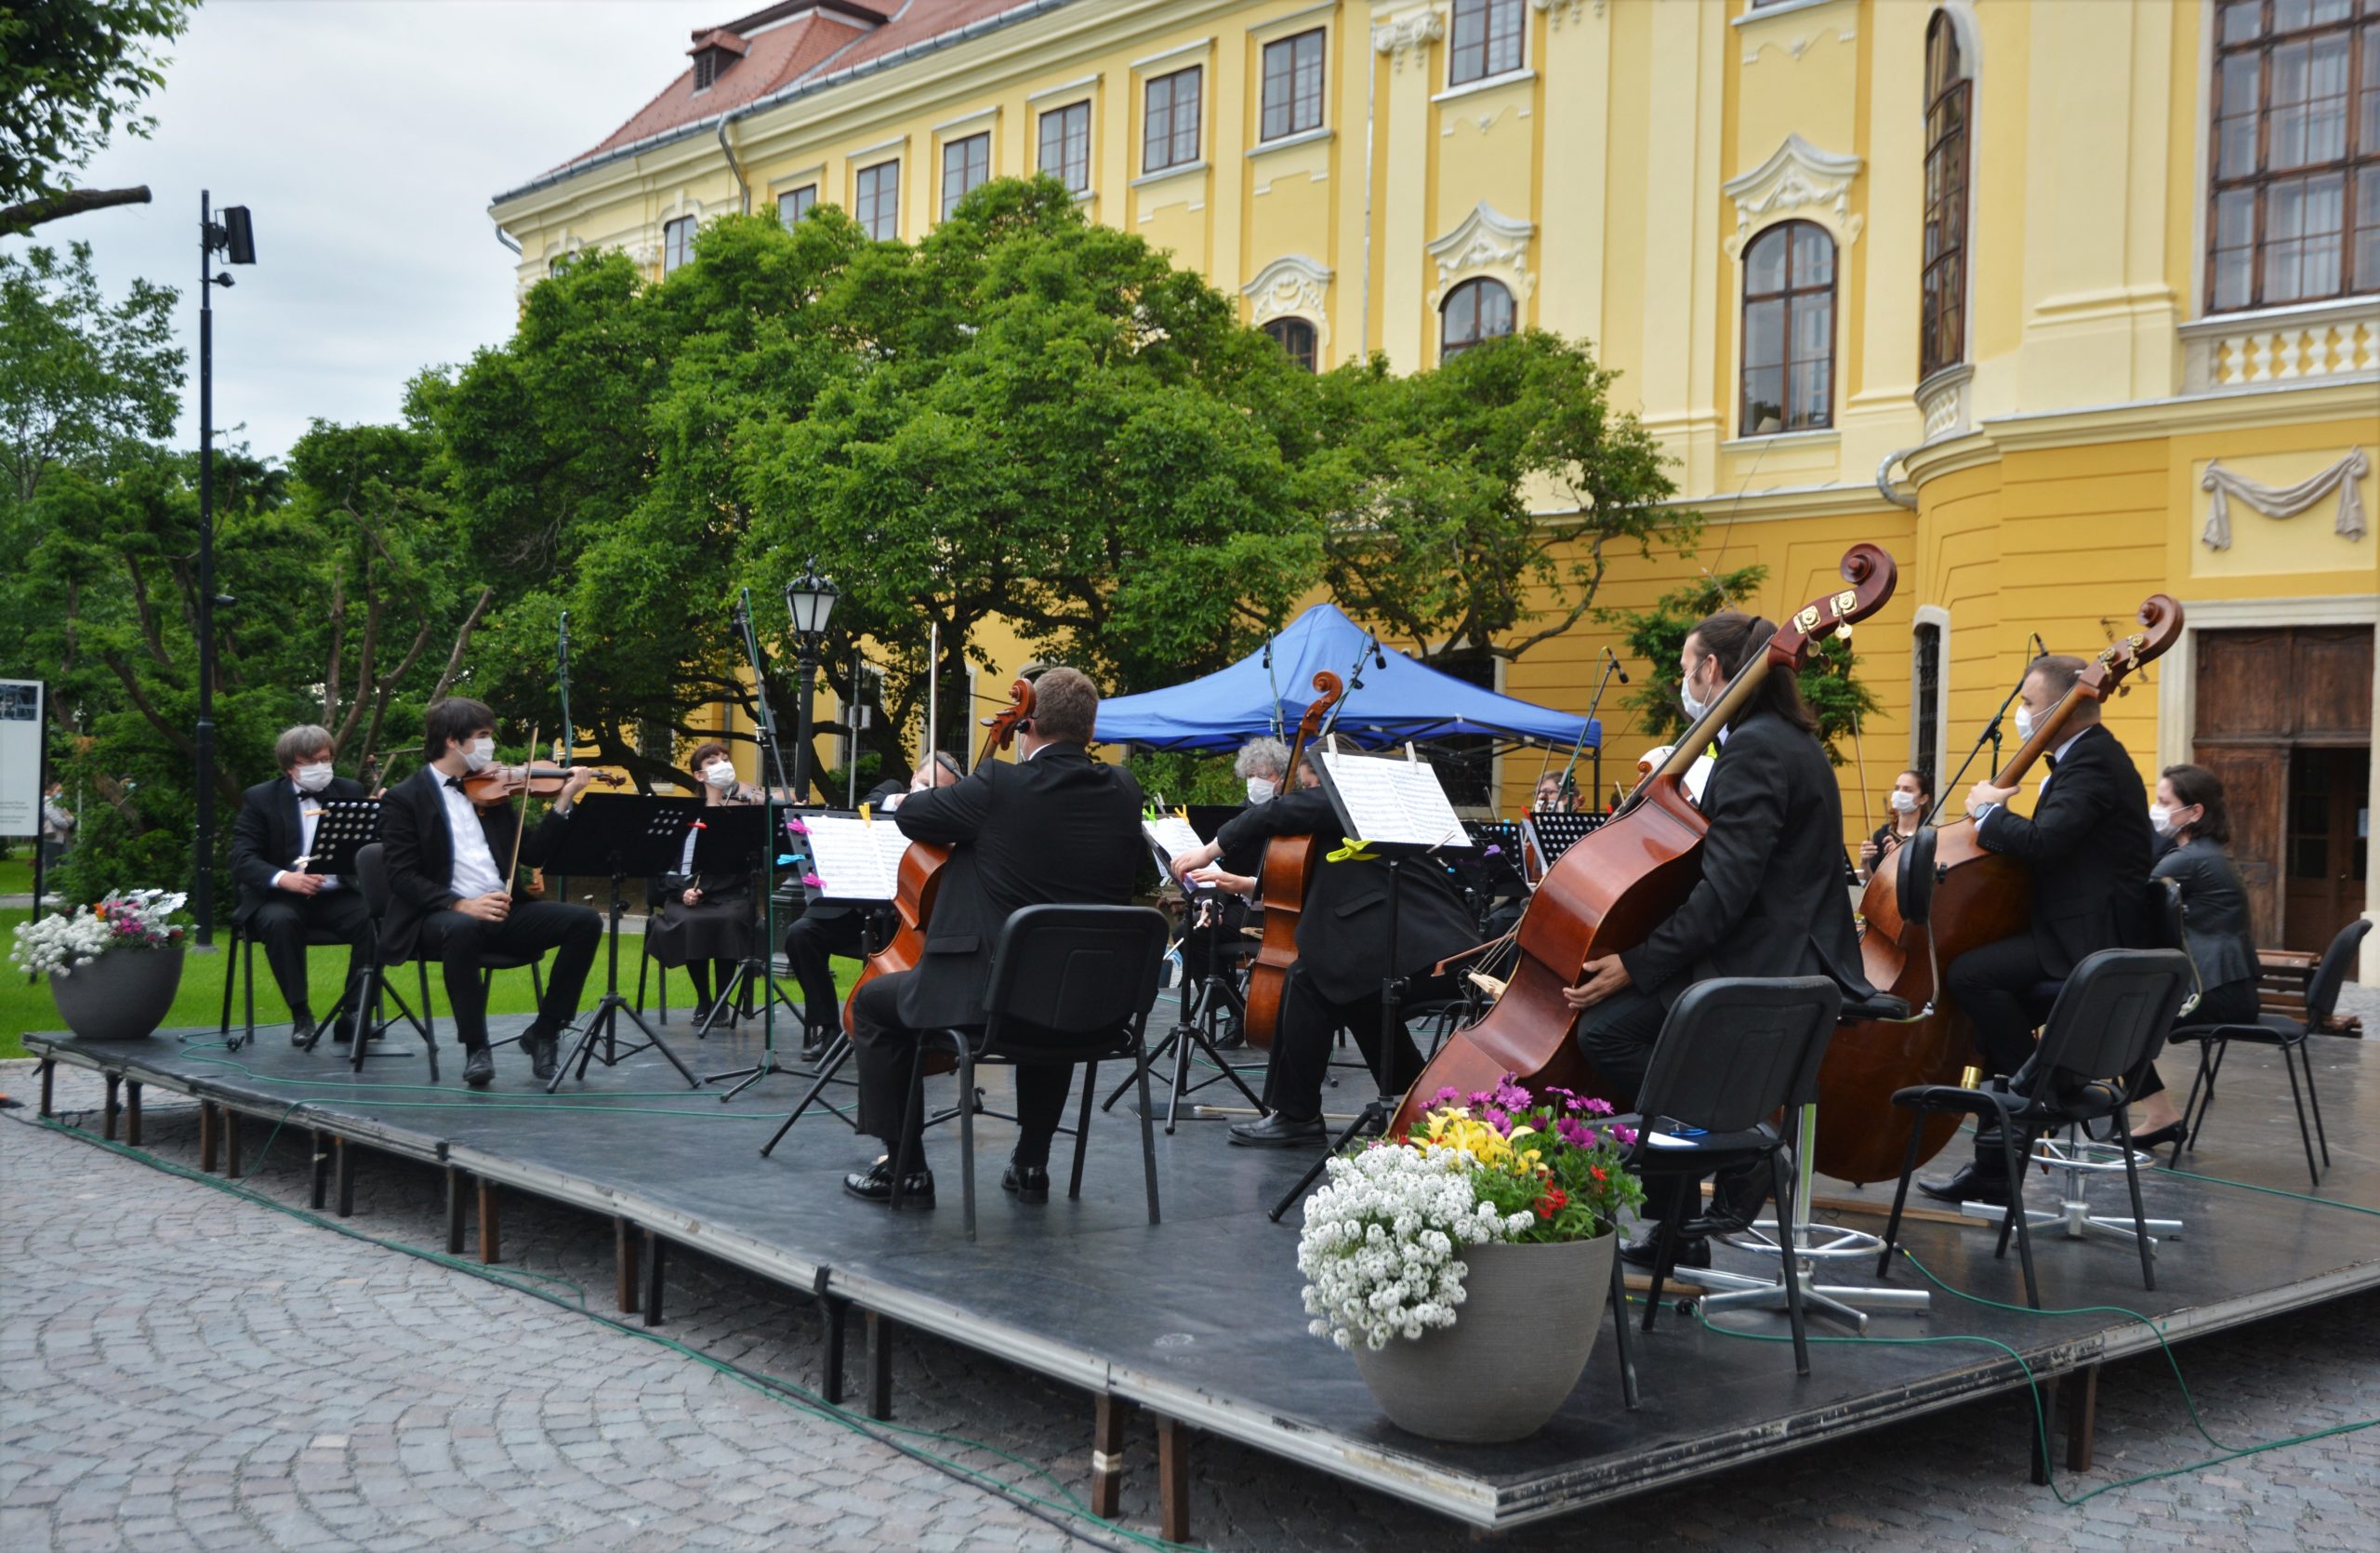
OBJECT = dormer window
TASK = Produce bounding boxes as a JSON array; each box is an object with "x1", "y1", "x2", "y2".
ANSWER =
[
  {"x1": 694, "y1": 49, "x2": 726, "y2": 90},
  {"x1": 687, "y1": 29, "x2": 749, "y2": 94}
]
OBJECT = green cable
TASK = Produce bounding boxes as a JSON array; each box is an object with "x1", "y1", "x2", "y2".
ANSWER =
[
  {"x1": 21, "y1": 1112, "x2": 1190, "y2": 1553},
  {"x1": 2160, "y1": 1164, "x2": 2380, "y2": 1218}
]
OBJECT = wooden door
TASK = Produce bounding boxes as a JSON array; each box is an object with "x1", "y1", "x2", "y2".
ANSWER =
[{"x1": 2284, "y1": 747, "x2": 2370, "y2": 961}]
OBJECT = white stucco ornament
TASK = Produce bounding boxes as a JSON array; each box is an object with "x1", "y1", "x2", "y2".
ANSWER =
[
  {"x1": 1722, "y1": 134, "x2": 1864, "y2": 259},
  {"x1": 1372, "y1": 7, "x2": 1446, "y2": 72},
  {"x1": 1242, "y1": 255, "x2": 1333, "y2": 349},
  {"x1": 2199, "y1": 448, "x2": 2370, "y2": 551},
  {"x1": 1426, "y1": 201, "x2": 1535, "y2": 306}
]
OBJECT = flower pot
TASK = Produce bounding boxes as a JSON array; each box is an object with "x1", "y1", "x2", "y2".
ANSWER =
[
  {"x1": 1350, "y1": 1233, "x2": 1614, "y2": 1443},
  {"x1": 49, "y1": 947, "x2": 185, "y2": 1042}
]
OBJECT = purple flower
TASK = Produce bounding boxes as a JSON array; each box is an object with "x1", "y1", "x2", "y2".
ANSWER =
[
  {"x1": 1554, "y1": 1117, "x2": 1592, "y2": 1148},
  {"x1": 1467, "y1": 1089, "x2": 1495, "y2": 1111},
  {"x1": 1491, "y1": 1077, "x2": 1532, "y2": 1111},
  {"x1": 1430, "y1": 1086, "x2": 1465, "y2": 1109},
  {"x1": 1479, "y1": 1106, "x2": 1513, "y2": 1134},
  {"x1": 1581, "y1": 1096, "x2": 1616, "y2": 1116},
  {"x1": 1612, "y1": 1124, "x2": 1639, "y2": 1146}
]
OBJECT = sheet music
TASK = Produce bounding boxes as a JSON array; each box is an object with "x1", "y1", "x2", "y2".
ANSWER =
[
  {"x1": 1318, "y1": 750, "x2": 1471, "y2": 849},
  {"x1": 1143, "y1": 815, "x2": 1205, "y2": 864},
  {"x1": 801, "y1": 815, "x2": 915, "y2": 900}
]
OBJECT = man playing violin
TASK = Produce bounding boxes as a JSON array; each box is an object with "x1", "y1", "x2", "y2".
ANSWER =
[
  {"x1": 379, "y1": 697, "x2": 604, "y2": 1088},
  {"x1": 1564, "y1": 611, "x2": 1874, "y2": 1269},
  {"x1": 1920, "y1": 653, "x2": 2155, "y2": 1205}
]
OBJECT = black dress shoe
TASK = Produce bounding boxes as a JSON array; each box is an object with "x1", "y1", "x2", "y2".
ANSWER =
[
  {"x1": 462, "y1": 1047, "x2": 496, "y2": 1088},
  {"x1": 526, "y1": 1034, "x2": 559, "y2": 1082},
  {"x1": 1002, "y1": 1161, "x2": 1051, "y2": 1204},
  {"x1": 1620, "y1": 1233, "x2": 1712, "y2": 1272},
  {"x1": 2128, "y1": 1122, "x2": 2185, "y2": 1153},
  {"x1": 290, "y1": 1015, "x2": 317, "y2": 1049},
  {"x1": 843, "y1": 1157, "x2": 935, "y2": 1206},
  {"x1": 1229, "y1": 1112, "x2": 1328, "y2": 1148},
  {"x1": 1916, "y1": 1161, "x2": 2008, "y2": 1206},
  {"x1": 331, "y1": 1017, "x2": 358, "y2": 1045}
]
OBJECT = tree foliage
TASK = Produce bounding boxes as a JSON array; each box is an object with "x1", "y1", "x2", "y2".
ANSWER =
[
  {"x1": 0, "y1": 242, "x2": 182, "y2": 502},
  {"x1": 0, "y1": 0, "x2": 195, "y2": 230}
]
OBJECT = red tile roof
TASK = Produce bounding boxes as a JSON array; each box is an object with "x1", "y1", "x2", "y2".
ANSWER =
[{"x1": 530, "y1": 0, "x2": 1074, "y2": 187}]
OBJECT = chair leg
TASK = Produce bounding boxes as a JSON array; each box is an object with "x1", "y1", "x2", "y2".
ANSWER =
[
  {"x1": 635, "y1": 943, "x2": 652, "y2": 1015},
  {"x1": 2188, "y1": 1040, "x2": 2231, "y2": 1149},
  {"x1": 2000, "y1": 1125, "x2": 2041, "y2": 1310},
  {"x1": 1069, "y1": 1063, "x2": 1096, "y2": 1201},
  {"x1": 1771, "y1": 1150, "x2": 1810, "y2": 1377},
  {"x1": 1608, "y1": 1236, "x2": 1639, "y2": 1411},
  {"x1": 417, "y1": 961, "x2": 437, "y2": 1046},
  {"x1": 2300, "y1": 1038, "x2": 2330, "y2": 1167},
  {"x1": 958, "y1": 1044, "x2": 977, "y2": 1243},
  {"x1": 1131, "y1": 1034, "x2": 1162, "y2": 1228},
  {"x1": 1640, "y1": 1203, "x2": 1679, "y2": 1334},
  {"x1": 242, "y1": 936, "x2": 257, "y2": 1047},
  {"x1": 1876, "y1": 1108, "x2": 1928, "y2": 1279},
  {"x1": 2112, "y1": 1113, "x2": 2156, "y2": 1294},
  {"x1": 218, "y1": 927, "x2": 239, "y2": 1041},
  {"x1": 2280, "y1": 1037, "x2": 2320, "y2": 1189}
]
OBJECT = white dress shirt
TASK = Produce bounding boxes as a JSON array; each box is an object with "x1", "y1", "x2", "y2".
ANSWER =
[
  {"x1": 269, "y1": 781, "x2": 343, "y2": 892},
  {"x1": 439, "y1": 776, "x2": 511, "y2": 901}
]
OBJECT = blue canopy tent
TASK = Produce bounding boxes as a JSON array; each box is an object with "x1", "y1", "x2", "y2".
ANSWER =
[{"x1": 1093, "y1": 603, "x2": 1598, "y2": 753}]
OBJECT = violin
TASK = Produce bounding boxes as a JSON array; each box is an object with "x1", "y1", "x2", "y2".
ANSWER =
[
  {"x1": 842, "y1": 676, "x2": 1038, "y2": 1047},
  {"x1": 1814, "y1": 592, "x2": 2182, "y2": 1183},
  {"x1": 1389, "y1": 544, "x2": 1898, "y2": 1135},
  {"x1": 1242, "y1": 670, "x2": 1344, "y2": 1049},
  {"x1": 458, "y1": 763, "x2": 624, "y2": 810}
]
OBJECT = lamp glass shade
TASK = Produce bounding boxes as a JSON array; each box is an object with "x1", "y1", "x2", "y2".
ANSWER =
[{"x1": 785, "y1": 573, "x2": 839, "y2": 640}]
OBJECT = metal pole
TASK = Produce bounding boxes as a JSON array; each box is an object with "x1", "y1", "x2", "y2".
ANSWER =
[
  {"x1": 924, "y1": 621, "x2": 939, "y2": 777},
  {"x1": 793, "y1": 643, "x2": 815, "y2": 804},
  {"x1": 193, "y1": 191, "x2": 218, "y2": 945}
]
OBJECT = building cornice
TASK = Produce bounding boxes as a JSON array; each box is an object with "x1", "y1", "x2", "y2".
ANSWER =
[{"x1": 1979, "y1": 377, "x2": 2380, "y2": 452}]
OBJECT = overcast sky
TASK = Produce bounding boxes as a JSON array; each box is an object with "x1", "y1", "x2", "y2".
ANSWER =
[{"x1": 2, "y1": 0, "x2": 717, "y2": 462}]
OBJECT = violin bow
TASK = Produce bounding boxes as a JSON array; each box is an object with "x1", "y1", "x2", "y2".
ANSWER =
[{"x1": 505, "y1": 723, "x2": 541, "y2": 888}]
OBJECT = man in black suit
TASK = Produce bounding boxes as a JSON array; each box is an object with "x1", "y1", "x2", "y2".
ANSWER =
[
  {"x1": 379, "y1": 697, "x2": 603, "y2": 1088},
  {"x1": 1566, "y1": 611, "x2": 1876, "y2": 1266},
  {"x1": 1171, "y1": 762, "x2": 1479, "y2": 1148},
  {"x1": 229, "y1": 724, "x2": 375, "y2": 1045},
  {"x1": 783, "y1": 754, "x2": 959, "y2": 1054},
  {"x1": 842, "y1": 672, "x2": 1144, "y2": 1208},
  {"x1": 1921, "y1": 653, "x2": 2155, "y2": 1204}
]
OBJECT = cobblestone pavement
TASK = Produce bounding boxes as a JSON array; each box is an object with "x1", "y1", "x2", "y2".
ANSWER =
[{"x1": 4, "y1": 1044, "x2": 2377, "y2": 1552}]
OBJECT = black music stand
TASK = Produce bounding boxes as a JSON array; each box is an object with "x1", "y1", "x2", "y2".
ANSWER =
[
  {"x1": 707, "y1": 806, "x2": 831, "y2": 1097},
  {"x1": 1522, "y1": 810, "x2": 1605, "y2": 870},
  {"x1": 540, "y1": 793, "x2": 704, "y2": 1091},
  {"x1": 681, "y1": 803, "x2": 793, "y2": 1025},
  {"x1": 281, "y1": 799, "x2": 384, "y2": 1055}
]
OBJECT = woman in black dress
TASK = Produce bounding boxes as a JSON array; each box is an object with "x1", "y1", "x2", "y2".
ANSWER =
[
  {"x1": 1857, "y1": 768, "x2": 1931, "y2": 883},
  {"x1": 648, "y1": 739, "x2": 762, "y2": 1027},
  {"x1": 2131, "y1": 763, "x2": 2262, "y2": 1148}
]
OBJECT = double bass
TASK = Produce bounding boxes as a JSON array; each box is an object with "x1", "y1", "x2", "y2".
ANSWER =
[
  {"x1": 1241, "y1": 670, "x2": 1344, "y2": 1048},
  {"x1": 1389, "y1": 544, "x2": 1898, "y2": 1135},
  {"x1": 841, "y1": 676, "x2": 1038, "y2": 1044},
  {"x1": 1814, "y1": 593, "x2": 2182, "y2": 1183}
]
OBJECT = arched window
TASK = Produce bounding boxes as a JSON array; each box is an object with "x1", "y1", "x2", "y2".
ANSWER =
[
  {"x1": 1263, "y1": 317, "x2": 1318, "y2": 371},
  {"x1": 1739, "y1": 220, "x2": 1835, "y2": 434},
  {"x1": 1921, "y1": 11, "x2": 1971, "y2": 378},
  {"x1": 1439, "y1": 277, "x2": 1515, "y2": 361}
]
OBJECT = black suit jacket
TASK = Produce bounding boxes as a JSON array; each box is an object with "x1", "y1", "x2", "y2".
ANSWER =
[
  {"x1": 378, "y1": 765, "x2": 575, "y2": 962},
  {"x1": 230, "y1": 774, "x2": 370, "y2": 924},
  {"x1": 1977, "y1": 722, "x2": 2156, "y2": 976},
  {"x1": 889, "y1": 746, "x2": 1145, "y2": 1030},
  {"x1": 1619, "y1": 707, "x2": 1873, "y2": 1002},
  {"x1": 1214, "y1": 787, "x2": 1478, "y2": 1005},
  {"x1": 2152, "y1": 834, "x2": 2259, "y2": 992}
]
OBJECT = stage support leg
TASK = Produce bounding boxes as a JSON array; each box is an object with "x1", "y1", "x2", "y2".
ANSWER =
[
  {"x1": 102, "y1": 1073, "x2": 119, "y2": 1141},
  {"x1": 198, "y1": 1100, "x2": 218, "y2": 1173},
  {"x1": 2066, "y1": 1362, "x2": 2100, "y2": 1471},
  {"x1": 641, "y1": 1229, "x2": 665, "y2": 1327},
  {"x1": 38, "y1": 1058, "x2": 53, "y2": 1119},
  {"x1": 477, "y1": 1179, "x2": 500, "y2": 1265},
  {"x1": 820, "y1": 1286, "x2": 849, "y2": 1407},
  {"x1": 1091, "y1": 1395, "x2": 1130, "y2": 1519},
  {"x1": 223, "y1": 1108, "x2": 242, "y2": 1179},
  {"x1": 444, "y1": 1167, "x2": 467, "y2": 1254},
  {"x1": 334, "y1": 1137, "x2": 355, "y2": 1218},
  {"x1": 1156, "y1": 1414, "x2": 1189, "y2": 1544},
  {"x1": 864, "y1": 1311, "x2": 893, "y2": 1421},
  {"x1": 615, "y1": 1217, "x2": 639, "y2": 1314},
  {"x1": 124, "y1": 1082, "x2": 141, "y2": 1148},
  {"x1": 310, "y1": 1131, "x2": 330, "y2": 1210}
]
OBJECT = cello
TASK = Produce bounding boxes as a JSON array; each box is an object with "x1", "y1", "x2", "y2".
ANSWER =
[
  {"x1": 1813, "y1": 593, "x2": 2182, "y2": 1183},
  {"x1": 840, "y1": 676, "x2": 1038, "y2": 1045},
  {"x1": 1241, "y1": 670, "x2": 1344, "y2": 1048},
  {"x1": 1388, "y1": 544, "x2": 1898, "y2": 1135}
]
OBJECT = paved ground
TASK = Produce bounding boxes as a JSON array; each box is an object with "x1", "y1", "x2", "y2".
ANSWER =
[{"x1": 4, "y1": 1019, "x2": 2377, "y2": 1552}]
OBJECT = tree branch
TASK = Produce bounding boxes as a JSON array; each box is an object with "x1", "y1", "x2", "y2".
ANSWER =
[
  {"x1": 0, "y1": 185, "x2": 153, "y2": 236},
  {"x1": 97, "y1": 649, "x2": 237, "y2": 804},
  {"x1": 323, "y1": 558, "x2": 346, "y2": 727},
  {"x1": 428, "y1": 587, "x2": 495, "y2": 704}
]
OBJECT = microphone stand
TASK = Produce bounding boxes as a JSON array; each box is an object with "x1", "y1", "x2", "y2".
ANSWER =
[
  {"x1": 707, "y1": 591, "x2": 806, "y2": 1097},
  {"x1": 1558, "y1": 650, "x2": 1624, "y2": 810},
  {"x1": 1925, "y1": 657, "x2": 2035, "y2": 828}
]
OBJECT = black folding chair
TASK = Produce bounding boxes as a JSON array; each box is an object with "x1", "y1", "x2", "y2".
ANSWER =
[
  {"x1": 216, "y1": 911, "x2": 366, "y2": 1053},
  {"x1": 891, "y1": 905, "x2": 1170, "y2": 1241},
  {"x1": 2168, "y1": 917, "x2": 2367, "y2": 1188},
  {"x1": 1610, "y1": 976, "x2": 1844, "y2": 1381},
  {"x1": 1877, "y1": 948, "x2": 2192, "y2": 1307},
  {"x1": 350, "y1": 843, "x2": 547, "y2": 1082}
]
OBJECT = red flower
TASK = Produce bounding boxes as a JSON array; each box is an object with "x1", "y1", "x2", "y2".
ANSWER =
[
  {"x1": 1534, "y1": 1186, "x2": 1569, "y2": 1218},
  {"x1": 1589, "y1": 1166, "x2": 1606, "y2": 1184}
]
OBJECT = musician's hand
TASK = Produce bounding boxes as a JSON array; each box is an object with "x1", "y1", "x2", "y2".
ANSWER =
[
  {"x1": 1966, "y1": 780, "x2": 2016, "y2": 817},
  {"x1": 1170, "y1": 843, "x2": 1221, "y2": 883},
  {"x1": 277, "y1": 871, "x2": 324, "y2": 896},
  {"x1": 456, "y1": 892, "x2": 511, "y2": 923},
  {"x1": 1563, "y1": 955, "x2": 1633, "y2": 1010},
  {"x1": 681, "y1": 886, "x2": 702, "y2": 907},
  {"x1": 1858, "y1": 839, "x2": 1880, "y2": 869},
  {"x1": 561, "y1": 765, "x2": 599, "y2": 803}
]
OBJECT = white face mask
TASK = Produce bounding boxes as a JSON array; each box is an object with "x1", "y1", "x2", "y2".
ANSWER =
[
  {"x1": 461, "y1": 736, "x2": 496, "y2": 773},
  {"x1": 1679, "y1": 660, "x2": 1713, "y2": 722},
  {"x1": 704, "y1": 761, "x2": 737, "y2": 791},
  {"x1": 2150, "y1": 803, "x2": 2178, "y2": 836},
  {"x1": 293, "y1": 763, "x2": 335, "y2": 793},
  {"x1": 1889, "y1": 790, "x2": 1920, "y2": 815},
  {"x1": 1245, "y1": 776, "x2": 1276, "y2": 805},
  {"x1": 2013, "y1": 706, "x2": 2038, "y2": 745}
]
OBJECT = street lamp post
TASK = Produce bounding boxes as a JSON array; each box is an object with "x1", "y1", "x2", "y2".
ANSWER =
[
  {"x1": 783, "y1": 568, "x2": 840, "y2": 803},
  {"x1": 193, "y1": 192, "x2": 255, "y2": 945}
]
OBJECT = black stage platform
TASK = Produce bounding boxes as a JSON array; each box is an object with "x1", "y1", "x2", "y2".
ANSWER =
[{"x1": 25, "y1": 1021, "x2": 2380, "y2": 1536}]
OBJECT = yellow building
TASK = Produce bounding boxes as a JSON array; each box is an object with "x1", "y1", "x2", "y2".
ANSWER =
[{"x1": 492, "y1": 0, "x2": 2377, "y2": 967}]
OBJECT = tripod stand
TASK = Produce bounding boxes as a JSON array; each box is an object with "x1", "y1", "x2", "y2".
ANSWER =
[
  {"x1": 759, "y1": 911, "x2": 887, "y2": 1152},
  {"x1": 694, "y1": 807, "x2": 811, "y2": 1098},
  {"x1": 1104, "y1": 887, "x2": 1267, "y2": 1133},
  {"x1": 550, "y1": 867, "x2": 705, "y2": 1091},
  {"x1": 542, "y1": 795, "x2": 704, "y2": 1092}
]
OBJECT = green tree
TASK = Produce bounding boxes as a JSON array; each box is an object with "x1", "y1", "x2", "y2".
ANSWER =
[
  {"x1": 0, "y1": 242, "x2": 182, "y2": 502},
  {"x1": 0, "y1": 0, "x2": 198, "y2": 232},
  {"x1": 1605, "y1": 563, "x2": 1879, "y2": 766}
]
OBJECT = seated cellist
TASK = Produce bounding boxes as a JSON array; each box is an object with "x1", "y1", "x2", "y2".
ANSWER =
[{"x1": 1564, "y1": 611, "x2": 1876, "y2": 1270}]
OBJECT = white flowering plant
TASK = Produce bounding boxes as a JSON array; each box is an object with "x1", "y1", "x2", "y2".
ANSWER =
[
  {"x1": 10, "y1": 890, "x2": 191, "y2": 978},
  {"x1": 1297, "y1": 1077, "x2": 1646, "y2": 1352}
]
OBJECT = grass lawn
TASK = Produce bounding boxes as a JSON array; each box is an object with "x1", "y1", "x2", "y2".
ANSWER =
[{"x1": 0, "y1": 856, "x2": 33, "y2": 896}]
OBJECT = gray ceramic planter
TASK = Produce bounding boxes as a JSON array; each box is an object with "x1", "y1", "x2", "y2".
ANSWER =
[
  {"x1": 49, "y1": 946, "x2": 185, "y2": 1041},
  {"x1": 1350, "y1": 1232, "x2": 1614, "y2": 1443}
]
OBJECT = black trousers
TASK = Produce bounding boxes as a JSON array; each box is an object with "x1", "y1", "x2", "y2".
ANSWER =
[
  {"x1": 850, "y1": 971, "x2": 1076, "y2": 1169},
  {"x1": 416, "y1": 901, "x2": 601, "y2": 1049},
  {"x1": 245, "y1": 891, "x2": 373, "y2": 1022},
  {"x1": 785, "y1": 909, "x2": 871, "y2": 1028},
  {"x1": 1946, "y1": 931, "x2": 2062, "y2": 1078},
  {"x1": 1263, "y1": 966, "x2": 1448, "y2": 1123}
]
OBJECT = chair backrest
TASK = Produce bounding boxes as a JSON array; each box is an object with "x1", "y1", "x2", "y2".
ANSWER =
[
  {"x1": 2149, "y1": 877, "x2": 2187, "y2": 951},
  {"x1": 354, "y1": 842, "x2": 393, "y2": 920},
  {"x1": 2030, "y1": 949, "x2": 2191, "y2": 1092},
  {"x1": 981, "y1": 905, "x2": 1170, "y2": 1041},
  {"x1": 2304, "y1": 918, "x2": 2373, "y2": 1025},
  {"x1": 1633, "y1": 976, "x2": 1843, "y2": 1135}
]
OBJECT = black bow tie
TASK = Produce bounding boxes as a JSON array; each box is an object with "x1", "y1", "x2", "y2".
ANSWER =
[
  {"x1": 2044, "y1": 754, "x2": 2058, "y2": 772},
  {"x1": 444, "y1": 776, "x2": 466, "y2": 790}
]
